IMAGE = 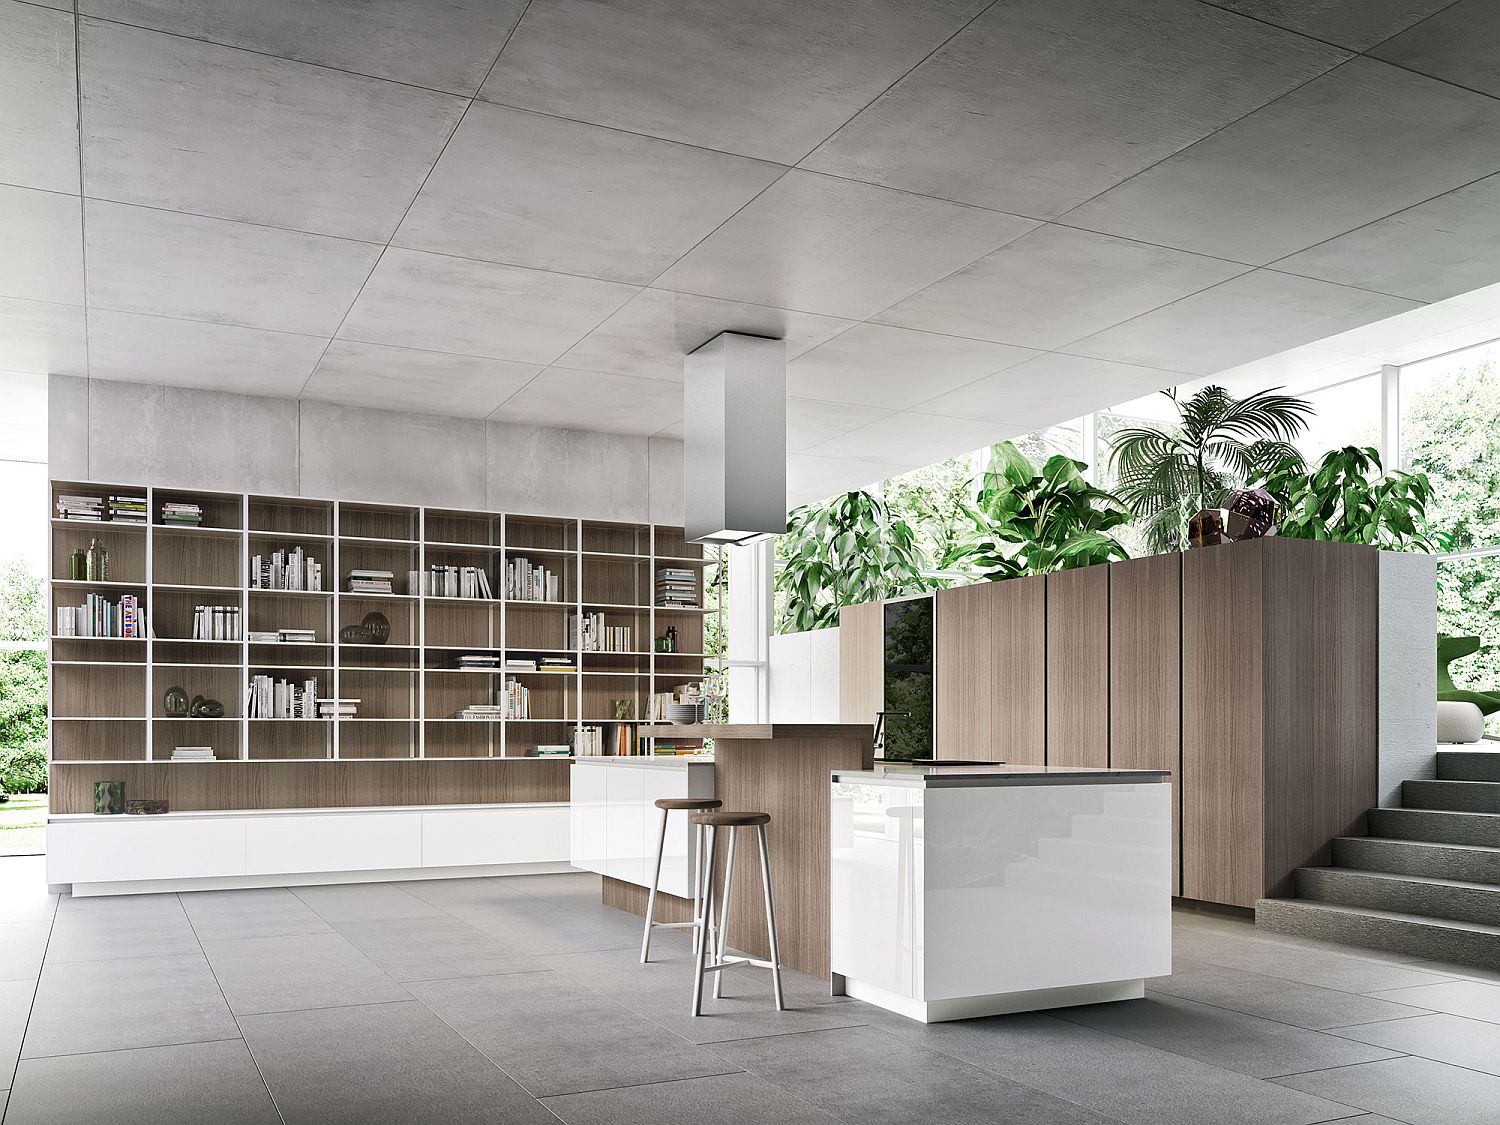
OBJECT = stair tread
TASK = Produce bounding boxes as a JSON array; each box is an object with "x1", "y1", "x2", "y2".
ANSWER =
[
  {"x1": 1338, "y1": 835, "x2": 1500, "y2": 856},
  {"x1": 1380, "y1": 807, "x2": 1500, "y2": 819},
  {"x1": 1407, "y1": 779, "x2": 1500, "y2": 787},
  {"x1": 1302, "y1": 865, "x2": 1500, "y2": 894},
  {"x1": 1257, "y1": 897, "x2": 1500, "y2": 937}
]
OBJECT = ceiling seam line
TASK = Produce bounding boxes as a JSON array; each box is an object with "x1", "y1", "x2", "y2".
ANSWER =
[{"x1": 70, "y1": 0, "x2": 91, "y2": 394}]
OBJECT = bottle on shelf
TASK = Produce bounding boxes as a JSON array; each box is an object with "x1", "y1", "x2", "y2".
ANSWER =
[
  {"x1": 69, "y1": 548, "x2": 87, "y2": 581},
  {"x1": 85, "y1": 537, "x2": 108, "y2": 582}
]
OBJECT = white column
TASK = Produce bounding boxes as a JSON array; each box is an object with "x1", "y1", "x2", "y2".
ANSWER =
[{"x1": 726, "y1": 538, "x2": 772, "y2": 722}]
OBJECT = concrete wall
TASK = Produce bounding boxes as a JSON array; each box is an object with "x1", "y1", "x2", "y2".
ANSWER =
[
  {"x1": 768, "y1": 628, "x2": 840, "y2": 722},
  {"x1": 48, "y1": 375, "x2": 684, "y2": 523},
  {"x1": 1378, "y1": 551, "x2": 1439, "y2": 807}
]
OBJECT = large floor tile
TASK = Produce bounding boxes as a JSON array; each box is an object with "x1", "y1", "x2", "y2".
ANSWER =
[
  {"x1": 1148, "y1": 963, "x2": 1434, "y2": 1030},
  {"x1": 709, "y1": 1022, "x2": 1117, "y2": 1124},
  {"x1": 289, "y1": 881, "x2": 446, "y2": 924},
  {"x1": 1333, "y1": 1012, "x2": 1500, "y2": 1076},
  {"x1": 45, "y1": 894, "x2": 201, "y2": 963},
  {"x1": 3, "y1": 1040, "x2": 279, "y2": 1125},
  {"x1": 0, "y1": 979, "x2": 35, "y2": 1088},
  {"x1": 0, "y1": 859, "x2": 55, "y2": 924},
  {"x1": 240, "y1": 1000, "x2": 555, "y2": 1125},
  {"x1": 409, "y1": 970, "x2": 739, "y2": 1097},
  {"x1": 1275, "y1": 1054, "x2": 1500, "y2": 1125},
  {"x1": 861, "y1": 1009, "x2": 1361, "y2": 1125},
  {"x1": 1171, "y1": 926, "x2": 1459, "y2": 992},
  {"x1": 1055, "y1": 994, "x2": 1400, "y2": 1079},
  {"x1": 22, "y1": 952, "x2": 237, "y2": 1058},
  {"x1": 1367, "y1": 978, "x2": 1500, "y2": 1023},
  {"x1": 445, "y1": 895, "x2": 647, "y2": 955},
  {"x1": 0, "y1": 922, "x2": 50, "y2": 983},
  {"x1": 541, "y1": 1071, "x2": 836, "y2": 1125},
  {"x1": 201, "y1": 931, "x2": 410, "y2": 1015},
  {"x1": 332, "y1": 915, "x2": 543, "y2": 982},
  {"x1": 179, "y1": 886, "x2": 335, "y2": 942},
  {"x1": 1402, "y1": 957, "x2": 1500, "y2": 984}
]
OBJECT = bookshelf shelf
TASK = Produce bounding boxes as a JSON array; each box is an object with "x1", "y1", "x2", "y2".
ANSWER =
[{"x1": 49, "y1": 480, "x2": 714, "y2": 767}]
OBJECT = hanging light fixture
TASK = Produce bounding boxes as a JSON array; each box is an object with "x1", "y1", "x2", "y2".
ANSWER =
[{"x1": 684, "y1": 332, "x2": 786, "y2": 544}]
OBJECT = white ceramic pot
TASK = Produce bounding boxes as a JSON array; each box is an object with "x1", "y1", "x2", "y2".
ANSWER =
[{"x1": 1437, "y1": 700, "x2": 1486, "y2": 744}]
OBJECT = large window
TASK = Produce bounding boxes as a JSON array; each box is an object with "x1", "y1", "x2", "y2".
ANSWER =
[{"x1": 1296, "y1": 374, "x2": 1382, "y2": 462}]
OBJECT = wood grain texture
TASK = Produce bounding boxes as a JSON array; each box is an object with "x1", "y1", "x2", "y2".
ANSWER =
[
  {"x1": 1109, "y1": 553, "x2": 1182, "y2": 896},
  {"x1": 1261, "y1": 538, "x2": 1378, "y2": 898},
  {"x1": 603, "y1": 875, "x2": 694, "y2": 923},
  {"x1": 48, "y1": 759, "x2": 570, "y2": 814},
  {"x1": 934, "y1": 577, "x2": 1045, "y2": 764},
  {"x1": 1046, "y1": 567, "x2": 1109, "y2": 768},
  {"x1": 1182, "y1": 542, "x2": 1264, "y2": 908},
  {"x1": 711, "y1": 734, "x2": 874, "y2": 979},
  {"x1": 639, "y1": 724, "x2": 872, "y2": 740},
  {"x1": 838, "y1": 601, "x2": 883, "y2": 725}
]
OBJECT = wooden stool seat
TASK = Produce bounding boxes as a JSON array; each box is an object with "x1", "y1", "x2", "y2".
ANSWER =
[
  {"x1": 691, "y1": 810, "x2": 770, "y2": 828},
  {"x1": 654, "y1": 798, "x2": 723, "y2": 812}
]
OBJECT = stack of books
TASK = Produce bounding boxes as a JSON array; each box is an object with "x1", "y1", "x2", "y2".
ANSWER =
[
  {"x1": 247, "y1": 631, "x2": 278, "y2": 644},
  {"x1": 56, "y1": 593, "x2": 140, "y2": 638},
  {"x1": 192, "y1": 605, "x2": 242, "y2": 641},
  {"x1": 416, "y1": 565, "x2": 490, "y2": 598},
  {"x1": 500, "y1": 678, "x2": 529, "y2": 719},
  {"x1": 316, "y1": 698, "x2": 359, "y2": 719},
  {"x1": 454, "y1": 704, "x2": 505, "y2": 721},
  {"x1": 456, "y1": 653, "x2": 502, "y2": 670},
  {"x1": 532, "y1": 745, "x2": 571, "y2": 758},
  {"x1": 503, "y1": 657, "x2": 537, "y2": 672},
  {"x1": 570, "y1": 612, "x2": 631, "y2": 652},
  {"x1": 107, "y1": 494, "x2": 147, "y2": 523},
  {"x1": 574, "y1": 725, "x2": 605, "y2": 756},
  {"x1": 505, "y1": 558, "x2": 561, "y2": 602},
  {"x1": 277, "y1": 628, "x2": 317, "y2": 644},
  {"x1": 539, "y1": 655, "x2": 576, "y2": 673},
  {"x1": 160, "y1": 501, "x2": 202, "y2": 526},
  {"x1": 251, "y1": 546, "x2": 322, "y2": 591},
  {"x1": 170, "y1": 746, "x2": 215, "y2": 762},
  {"x1": 655, "y1": 567, "x2": 698, "y2": 608},
  {"x1": 347, "y1": 569, "x2": 393, "y2": 595},
  {"x1": 55, "y1": 494, "x2": 103, "y2": 522},
  {"x1": 248, "y1": 676, "x2": 320, "y2": 719}
]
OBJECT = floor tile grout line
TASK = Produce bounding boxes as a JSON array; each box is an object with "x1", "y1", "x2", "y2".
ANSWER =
[
  {"x1": 1142, "y1": 983, "x2": 1441, "y2": 1034},
  {"x1": 17, "y1": 1037, "x2": 248, "y2": 1065},
  {"x1": 1162, "y1": 938, "x2": 1467, "y2": 1001},
  {"x1": 1266, "y1": 1052, "x2": 1412, "y2": 1080},
  {"x1": 3, "y1": 889, "x2": 61, "y2": 1106},
  {"x1": 532, "y1": 1068, "x2": 839, "y2": 1119},
  {"x1": 1267, "y1": 1045, "x2": 1500, "y2": 1087}
]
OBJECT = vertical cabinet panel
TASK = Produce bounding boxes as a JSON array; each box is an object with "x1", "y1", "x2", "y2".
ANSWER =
[
  {"x1": 1046, "y1": 567, "x2": 1109, "y2": 768},
  {"x1": 1109, "y1": 553, "x2": 1182, "y2": 896},
  {"x1": 935, "y1": 577, "x2": 1045, "y2": 764},
  {"x1": 839, "y1": 600, "x2": 883, "y2": 725},
  {"x1": 1182, "y1": 544, "x2": 1264, "y2": 908}
]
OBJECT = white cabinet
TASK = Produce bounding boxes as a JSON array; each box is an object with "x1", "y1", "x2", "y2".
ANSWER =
[
  {"x1": 246, "y1": 813, "x2": 421, "y2": 875},
  {"x1": 48, "y1": 817, "x2": 247, "y2": 884},
  {"x1": 570, "y1": 758, "x2": 715, "y2": 899},
  {"x1": 424, "y1": 807, "x2": 569, "y2": 867}
]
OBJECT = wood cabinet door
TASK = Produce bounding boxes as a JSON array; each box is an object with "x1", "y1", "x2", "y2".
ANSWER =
[
  {"x1": 935, "y1": 577, "x2": 1045, "y2": 763},
  {"x1": 838, "y1": 600, "x2": 883, "y2": 725},
  {"x1": 1047, "y1": 566, "x2": 1110, "y2": 768}
]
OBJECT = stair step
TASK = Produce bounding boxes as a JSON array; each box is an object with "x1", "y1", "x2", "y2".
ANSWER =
[
  {"x1": 1369, "y1": 807, "x2": 1500, "y2": 848},
  {"x1": 1255, "y1": 898, "x2": 1500, "y2": 967},
  {"x1": 1333, "y1": 836, "x2": 1500, "y2": 886},
  {"x1": 1437, "y1": 749, "x2": 1500, "y2": 783},
  {"x1": 1295, "y1": 866, "x2": 1500, "y2": 927},
  {"x1": 1402, "y1": 778, "x2": 1500, "y2": 813}
]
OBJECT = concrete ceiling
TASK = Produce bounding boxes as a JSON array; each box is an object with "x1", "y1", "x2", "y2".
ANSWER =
[{"x1": 4, "y1": 0, "x2": 1500, "y2": 505}]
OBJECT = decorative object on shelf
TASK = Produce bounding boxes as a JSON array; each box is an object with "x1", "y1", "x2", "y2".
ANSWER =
[
  {"x1": 93, "y1": 780, "x2": 125, "y2": 815},
  {"x1": 1225, "y1": 488, "x2": 1277, "y2": 540},
  {"x1": 340, "y1": 624, "x2": 373, "y2": 644},
  {"x1": 655, "y1": 626, "x2": 678, "y2": 653},
  {"x1": 665, "y1": 702, "x2": 703, "y2": 724},
  {"x1": 171, "y1": 747, "x2": 215, "y2": 761},
  {"x1": 125, "y1": 799, "x2": 169, "y2": 815},
  {"x1": 68, "y1": 548, "x2": 87, "y2": 580},
  {"x1": 163, "y1": 686, "x2": 189, "y2": 717},
  {"x1": 1188, "y1": 508, "x2": 1227, "y2": 548},
  {"x1": 85, "y1": 537, "x2": 109, "y2": 581},
  {"x1": 362, "y1": 611, "x2": 390, "y2": 646},
  {"x1": 1437, "y1": 634, "x2": 1500, "y2": 744},
  {"x1": 189, "y1": 695, "x2": 225, "y2": 718}
]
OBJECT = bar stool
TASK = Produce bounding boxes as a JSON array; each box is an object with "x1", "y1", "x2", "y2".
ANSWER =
[
  {"x1": 640, "y1": 797, "x2": 722, "y2": 964},
  {"x1": 689, "y1": 810, "x2": 784, "y2": 1016}
]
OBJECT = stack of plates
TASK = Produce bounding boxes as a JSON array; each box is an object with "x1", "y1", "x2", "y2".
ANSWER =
[{"x1": 665, "y1": 702, "x2": 702, "y2": 725}]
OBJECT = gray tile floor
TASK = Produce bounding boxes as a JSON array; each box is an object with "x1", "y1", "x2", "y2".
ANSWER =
[{"x1": 2, "y1": 855, "x2": 1499, "y2": 1125}]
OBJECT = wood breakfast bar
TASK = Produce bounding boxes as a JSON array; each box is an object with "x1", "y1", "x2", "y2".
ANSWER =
[{"x1": 605, "y1": 723, "x2": 873, "y2": 979}]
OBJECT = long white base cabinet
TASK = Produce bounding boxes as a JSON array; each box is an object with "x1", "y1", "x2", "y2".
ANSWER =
[{"x1": 48, "y1": 802, "x2": 571, "y2": 896}]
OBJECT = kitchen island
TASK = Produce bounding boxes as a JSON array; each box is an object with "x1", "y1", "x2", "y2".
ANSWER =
[{"x1": 831, "y1": 763, "x2": 1171, "y2": 1022}]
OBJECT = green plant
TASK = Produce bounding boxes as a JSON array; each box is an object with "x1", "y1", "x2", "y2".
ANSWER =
[
  {"x1": 943, "y1": 442, "x2": 1132, "y2": 580},
  {"x1": 0, "y1": 746, "x2": 47, "y2": 794},
  {"x1": 0, "y1": 651, "x2": 47, "y2": 753},
  {"x1": 1110, "y1": 385, "x2": 1313, "y2": 552},
  {"x1": 775, "y1": 490, "x2": 930, "y2": 632},
  {"x1": 1258, "y1": 445, "x2": 1448, "y2": 550},
  {"x1": 1437, "y1": 634, "x2": 1500, "y2": 716}
]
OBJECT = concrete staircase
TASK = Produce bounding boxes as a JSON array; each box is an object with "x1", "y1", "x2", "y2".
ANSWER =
[{"x1": 1255, "y1": 750, "x2": 1500, "y2": 966}]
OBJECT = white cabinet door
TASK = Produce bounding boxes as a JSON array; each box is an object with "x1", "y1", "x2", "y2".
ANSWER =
[
  {"x1": 424, "y1": 806, "x2": 568, "y2": 867},
  {"x1": 48, "y1": 818, "x2": 248, "y2": 885},
  {"x1": 603, "y1": 764, "x2": 647, "y2": 886},
  {"x1": 245, "y1": 813, "x2": 421, "y2": 875},
  {"x1": 569, "y1": 763, "x2": 608, "y2": 876},
  {"x1": 640, "y1": 766, "x2": 694, "y2": 899}
]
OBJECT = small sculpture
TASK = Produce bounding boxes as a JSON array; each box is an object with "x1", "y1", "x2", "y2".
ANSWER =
[
  {"x1": 189, "y1": 695, "x2": 225, "y2": 718},
  {"x1": 1188, "y1": 508, "x2": 1227, "y2": 548},
  {"x1": 1226, "y1": 488, "x2": 1277, "y2": 540},
  {"x1": 163, "y1": 686, "x2": 189, "y2": 717},
  {"x1": 362, "y1": 611, "x2": 391, "y2": 646},
  {"x1": 94, "y1": 780, "x2": 125, "y2": 815},
  {"x1": 340, "y1": 624, "x2": 373, "y2": 644}
]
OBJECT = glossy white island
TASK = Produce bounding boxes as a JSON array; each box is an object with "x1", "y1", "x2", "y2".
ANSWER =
[{"x1": 830, "y1": 764, "x2": 1171, "y2": 1023}]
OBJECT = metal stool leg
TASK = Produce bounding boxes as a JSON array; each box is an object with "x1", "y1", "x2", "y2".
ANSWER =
[
  {"x1": 640, "y1": 804, "x2": 670, "y2": 963},
  {"x1": 691, "y1": 825, "x2": 718, "y2": 1016},
  {"x1": 758, "y1": 824, "x2": 785, "y2": 1011},
  {"x1": 713, "y1": 825, "x2": 738, "y2": 999}
]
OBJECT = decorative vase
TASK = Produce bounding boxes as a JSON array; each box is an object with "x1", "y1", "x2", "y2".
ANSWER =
[
  {"x1": 94, "y1": 780, "x2": 125, "y2": 815},
  {"x1": 69, "y1": 548, "x2": 87, "y2": 580},
  {"x1": 362, "y1": 611, "x2": 390, "y2": 646},
  {"x1": 86, "y1": 537, "x2": 109, "y2": 581},
  {"x1": 190, "y1": 696, "x2": 225, "y2": 718},
  {"x1": 163, "y1": 686, "x2": 189, "y2": 717},
  {"x1": 1437, "y1": 700, "x2": 1485, "y2": 744},
  {"x1": 340, "y1": 624, "x2": 373, "y2": 644}
]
